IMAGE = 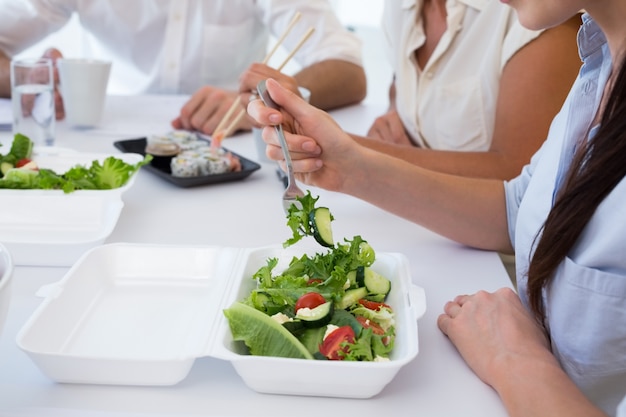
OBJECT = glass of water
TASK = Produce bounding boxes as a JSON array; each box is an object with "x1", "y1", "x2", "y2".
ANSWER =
[{"x1": 10, "y1": 58, "x2": 55, "y2": 146}]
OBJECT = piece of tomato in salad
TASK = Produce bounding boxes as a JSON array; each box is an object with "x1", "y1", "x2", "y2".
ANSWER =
[
  {"x1": 357, "y1": 299, "x2": 391, "y2": 311},
  {"x1": 294, "y1": 292, "x2": 326, "y2": 313},
  {"x1": 319, "y1": 325, "x2": 355, "y2": 360},
  {"x1": 15, "y1": 158, "x2": 38, "y2": 170},
  {"x1": 355, "y1": 315, "x2": 385, "y2": 336}
]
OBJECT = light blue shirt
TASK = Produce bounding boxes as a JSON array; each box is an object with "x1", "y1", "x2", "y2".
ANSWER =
[
  {"x1": 504, "y1": 15, "x2": 626, "y2": 417},
  {"x1": 619, "y1": 396, "x2": 626, "y2": 417}
]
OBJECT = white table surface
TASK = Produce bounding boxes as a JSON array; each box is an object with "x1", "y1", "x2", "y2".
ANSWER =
[{"x1": 0, "y1": 95, "x2": 511, "y2": 417}]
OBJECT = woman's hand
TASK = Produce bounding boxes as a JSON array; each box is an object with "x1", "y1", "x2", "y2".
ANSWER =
[
  {"x1": 437, "y1": 288, "x2": 552, "y2": 387},
  {"x1": 366, "y1": 109, "x2": 413, "y2": 145},
  {"x1": 246, "y1": 78, "x2": 361, "y2": 192}
]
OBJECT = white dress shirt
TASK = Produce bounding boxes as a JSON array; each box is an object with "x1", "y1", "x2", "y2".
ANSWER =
[
  {"x1": 505, "y1": 15, "x2": 626, "y2": 417},
  {"x1": 0, "y1": 0, "x2": 362, "y2": 95},
  {"x1": 382, "y1": 0, "x2": 541, "y2": 150}
]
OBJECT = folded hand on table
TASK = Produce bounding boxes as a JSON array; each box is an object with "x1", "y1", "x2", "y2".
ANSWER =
[
  {"x1": 436, "y1": 288, "x2": 610, "y2": 416},
  {"x1": 366, "y1": 109, "x2": 413, "y2": 145},
  {"x1": 171, "y1": 86, "x2": 254, "y2": 135},
  {"x1": 437, "y1": 288, "x2": 552, "y2": 387}
]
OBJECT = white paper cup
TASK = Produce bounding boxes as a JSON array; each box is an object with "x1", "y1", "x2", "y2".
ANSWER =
[
  {"x1": 254, "y1": 86, "x2": 310, "y2": 162},
  {"x1": 0, "y1": 243, "x2": 13, "y2": 340},
  {"x1": 57, "y1": 58, "x2": 111, "y2": 128}
]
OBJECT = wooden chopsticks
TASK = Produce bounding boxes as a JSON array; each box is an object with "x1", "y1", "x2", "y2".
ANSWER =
[
  {"x1": 263, "y1": 12, "x2": 302, "y2": 65},
  {"x1": 210, "y1": 12, "x2": 314, "y2": 150}
]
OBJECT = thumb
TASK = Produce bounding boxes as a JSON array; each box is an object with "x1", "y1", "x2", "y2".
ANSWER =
[{"x1": 264, "y1": 78, "x2": 314, "y2": 121}]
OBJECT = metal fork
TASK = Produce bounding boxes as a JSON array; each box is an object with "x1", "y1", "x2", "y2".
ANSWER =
[{"x1": 257, "y1": 80, "x2": 305, "y2": 213}]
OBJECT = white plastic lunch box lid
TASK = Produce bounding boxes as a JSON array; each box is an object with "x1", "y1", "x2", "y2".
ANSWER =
[{"x1": 16, "y1": 242, "x2": 426, "y2": 398}]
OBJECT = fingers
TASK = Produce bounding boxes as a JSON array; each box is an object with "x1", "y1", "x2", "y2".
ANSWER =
[
  {"x1": 443, "y1": 299, "x2": 463, "y2": 318},
  {"x1": 367, "y1": 117, "x2": 392, "y2": 141},
  {"x1": 54, "y1": 90, "x2": 64, "y2": 120},
  {"x1": 260, "y1": 125, "x2": 321, "y2": 156},
  {"x1": 263, "y1": 78, "x2": 313, "y2": 121},
  {"x1": 454, "y1": 294, "x2": 471, "y2": 306},
  {"x1": 367, "y1": 112, "x2": 412, "y2": 144},
  {"x1": 42, "y1": 49, "x2": 65, "y2": 120},
  {"x1": 171, "y1": 116, "x2": 183, "y2": 130},
  {"x1": 247, "y1": 78, "x2": 317, "y2": 130},
  {"x1": 239, "y1": 63, "x2": 299, "y2": 97},
  {"x1": 247, "y1": 96, "x2": 283, "y2": 126},
  {"x1": 437, "y1": 294, "x2": 472, "y2": 335},
  {"x1": 176, "y1": 88, "x2": 248, "y2": 134},
  {"x1": 239, "y1": 63, "x2": 278, "y2": 93}
]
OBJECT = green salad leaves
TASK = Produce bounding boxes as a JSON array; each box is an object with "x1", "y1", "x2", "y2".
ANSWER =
[
  {"x1": 225, "y1": 191, "x2": 396, "y2": 362},
  {"x1": 4, "y1": 133, "x2": 33, "y2": 163},
  {"x1": 0, "y1": 134, "x2": 151, "y2": 193}
]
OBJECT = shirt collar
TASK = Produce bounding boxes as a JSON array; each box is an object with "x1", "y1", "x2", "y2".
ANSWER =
[{"x1": 578, "y1": 13, "x2": 606, "y2": 61}]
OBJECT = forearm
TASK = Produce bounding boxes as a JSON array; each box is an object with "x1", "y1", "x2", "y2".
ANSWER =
[
  {"x1": 0, "y1": 50, "x2": 12, "y2": 97},
  {"x1": 294, "y1": 60, "x2": 366, "y2": 110},
  {"x1": 353, "y1": 135, "x2": 527, "y2": 180},
  {"x1": 343, "y1": 146, "x2": 512, "y2": 252},
  {"x1": 493, "y1": 353, "x2": 607, "y2": 417}
]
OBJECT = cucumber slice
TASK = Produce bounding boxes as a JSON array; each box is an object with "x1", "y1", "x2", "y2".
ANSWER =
[
  {"x1": 282, "y1": 320, "x2": 306, "y2": 336},
  {"x1": 309, "y1": 207, "x2": 333, "y2": 247},
  {"x1": 295, "y1": 301, "x2": 334, "y2": 328},
  {"x1": 363, "y1": 268, "x2": 391, "y2": 296},
  {"x1": 223, "y1": 302, "x2": 313, "y2": 359},
  {"x1": 336, "y1": 287, "x2": 368, "y2": 310},
  {"x1": 0, "y1": 161, "x2": 14, "y2": 176},
  {"x1": 347, "y1": 266, "x2": 365, "y2": 288}
]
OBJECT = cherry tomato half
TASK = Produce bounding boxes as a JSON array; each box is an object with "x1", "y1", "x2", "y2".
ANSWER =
[
  {"x1": 295, "y1": 292, "x2": 326, "y2": 313},
  {"x1": 355, "y1": 315, "x2": 385, "y2": 335},
  {"x1": 319, "y1": 325, "x2": 355, "y2": 360},
  {"x1": 358, "y1": 299, "x2": 391, "y2": 311},
  {"x1": 15, "y1": 158, "x2": 32, "y2": 168}
]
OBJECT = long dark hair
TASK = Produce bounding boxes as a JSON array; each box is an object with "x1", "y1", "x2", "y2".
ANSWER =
[{"x1": 526, "y1": 51, "x2": 626, "y2": 322}]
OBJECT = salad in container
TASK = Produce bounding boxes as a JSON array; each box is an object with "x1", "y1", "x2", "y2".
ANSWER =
[{"x1": 0, "y1": 134, "x2": 149, "y2": 266}]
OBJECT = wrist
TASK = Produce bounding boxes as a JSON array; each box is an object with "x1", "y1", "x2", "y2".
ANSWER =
[{"x1": 491, "y1": 352, "x2": 603, "y2": 417}]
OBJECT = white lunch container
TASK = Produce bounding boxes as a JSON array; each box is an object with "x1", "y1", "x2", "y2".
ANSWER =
[
  {"x1": 16, "y1": 242, "x2": 426, "y2": 398},
  {"x1": 0, "y1": 147, "x2": 143, "y2": 266}
]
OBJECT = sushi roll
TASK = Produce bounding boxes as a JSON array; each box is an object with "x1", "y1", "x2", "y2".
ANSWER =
[
  {"x1": 167, "y1": 130, "x2": 203, "y2": 151},
  {"x1": 145, "y1": 134, "x2": 180, "y2": 156},
  {"x1": 170, "y1": 151, "x2": 202, "y2": 177},
  {"x1": 199, "y1": 154, "x2": 231, "y2": 175},
  {"x1": 166, "y1": 131, "x2": 240, "y2": 177}
]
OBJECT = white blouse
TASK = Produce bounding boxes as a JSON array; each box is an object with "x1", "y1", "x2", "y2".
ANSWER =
[{"x1": 382, "y1": 0, "x2": 541, "y2": 150}]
